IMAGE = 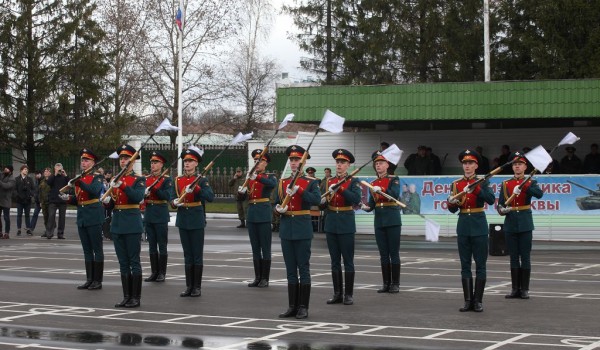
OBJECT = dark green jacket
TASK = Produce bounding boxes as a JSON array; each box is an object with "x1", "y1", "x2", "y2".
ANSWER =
[
  {"x1": 498, "y1": 178, "x2": 543, "y2": 233},
  {"x1": 111, "y1": 175, "x2": 146, "y2": 234},
  {"x1": 366, "y1": 175, "x2": 402, "y2": 228},
  {"x1": 173, "y1": 177, "x2": 214, "y2": 230},
  {"x1": 247, "y1": 173, "x2": 277, "y2": 223},
  {"x1": 144, "y1": 176, "x2": 173, "y2": 224},
  {"x1": 324, "y1": 177, "x2": 362, "y2": 234},
  {"x1": 276, "y1": 176, "x2": 321, "y2": 240},
  {"x1": 71, "y1": 174, "x2": 105, "y2": 227}
]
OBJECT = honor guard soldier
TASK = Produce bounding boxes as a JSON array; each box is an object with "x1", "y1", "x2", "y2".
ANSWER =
[
  {"x1": 321, "y1": 149, "x2": 362, "y2": 305},
  {"x1": 447, "y1": 149, "x2": 495, "y2": 312},
  {"x1": 275, "y1": 145, "x2": 321, "y2": 319},
  {"x1": 104, "y1": 144, "x2": 146, "y2": 308},
  {"x1": 61, "y1": 149, "x2": 105, "y2": 291},
  {"x1": 497, "y1": 152, "x2": 543, "y2": 299},
  {"x1": 241, "y1": 149, "x2": 277, "y2": 288},
  {"x1": 143, "y1": 151, "x2": 173, "y2": 283},
  {"x1": 171, "y1": 148, "x2": 214, "y2": 297},
  {"x1": 361, "y1": 151, "x2": 402, "y2": 294}
]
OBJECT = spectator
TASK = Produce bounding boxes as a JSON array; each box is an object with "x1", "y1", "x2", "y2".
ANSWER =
[
  {"x1": 15, "y1": 164, "x2": 34, "y2": 236},
  {"x1": 475, "y1": 146, "x2": 490, "y2": 175},
  {"x1": 319, "y1": 167, "x2": 332, "y2": 193},
  {"x1": 304, "y1": 167, "x2": 321, "y2": 232},
  {"x1": 45, "y1": 163, "x2": 70, "y2": 239},
  {"x1": 38, "y1": 168, "x2": 51, "y2": 236},
  {"x1": 404, "y1": 145, "x2": 433, "y2": 175},
  {"x1": 543, "y1": 150, "x2": 560, "y2": 174},
  {"x1": 29, "y1": 170, "x2": 43, "y2": 233},
  {"x1": 228, "y1": 167, "x2": 247, "y2": 228},
  {"x1": 402, "y1": 183, "x2": 421, "y2": 214},
  {"x1": 426, "y1": 147, "x2": 442, "y2": 175},
  {"x1": 0, "y1": 165, "x2": 16, "y2": 238},
  {"x1": 560, "y1": 146, "x2": 583, "y2": 174},
  {"x1": 102, "y1": 169, "x2": 114, "y2": 240},
  {"x1": 498, "y1": 145, "x2": 512, "y2": 174},
  {"x1": 583, "y1": 143, "x2": 600, "y2": 174}
]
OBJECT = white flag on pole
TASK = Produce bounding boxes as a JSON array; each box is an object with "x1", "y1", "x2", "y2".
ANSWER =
[
  {"x1": 154, "y1": 118, "x2": 180, "y2": 133},
  {"x1": 525, "y1": 145, "x2": 552, "y2": 172},
  {"x1": 558, "y1": 132, "x2": 580, "y2": 146},
  {"x1": 381, "y1": 144, "x2": 404, "y2": 166},
  {"x1": 230, "y1": 132, "x2": 254, "y2": 145},
  {"x1": 108, "y1": 152, "x2": 119, "y2": 159},
  {"x1": 425, "y1": 218, "x2": 440, "y2": 242},
  {"x1": 319, "y1": 110, "x2": 345, "y2": 133},
  {"x1": 279, "y1": 113, "x2": 295, "y2": 130}
]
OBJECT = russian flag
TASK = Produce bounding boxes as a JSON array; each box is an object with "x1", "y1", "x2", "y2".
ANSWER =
[{"x1": 175, "y1": 8, "x2": 183, "y2": 31}]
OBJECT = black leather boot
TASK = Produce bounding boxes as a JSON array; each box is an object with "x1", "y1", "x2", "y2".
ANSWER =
[
  {"x1": 343, "y1": 271, "x2": 354, "y2": 305},
  {"x1": 236, "y1": 220, "x2": 246, "y2": 228},
  {"x1": 295, "y1": 284, "x2": 311, "y2": 319},
  {"x1": 115, "y1": 274, "x2": 131, "y2": 307},
  {"x1": 77, "y1": 261, "x2": 93, "y2": 290},
  {"x1": 180, "y1": 265, "x2": 193, "y2": 297},
  {"x1": 520, "y1": 268, "x2": 531, "y2": 299},
  {"x1": 505, "y1": 268, "x2": 521, "y2": 298},
  {"x1": 88, "y1": 261, "x2": 103, "y2": 290},
  {"x1": 377, "y1": 264, "x2": 391, "y2": 293},
  {"x1": 156, "y1": 254, "x2": 168, "y2": 282},
  {"x1": 279, "y1": 284, "x2": 299, "y2": 318},
  {"x1": 459, "y1": 278, "x2": 474, "y2": 312},
  {"x1": 248, "y1": 259, "x2": 261, "y2": 287},
  {"x1": 190, "y1": 265, "x2": 202, "y2": 297},
  {"x1": 144, "y1": 253, "x2": 159, "y2": 282},
  {"x1": 389, "y1": 264, "x2": 400, "y2": 293},
  {"x1": 257, "y1": 260, "x2": 271, "y2": 288},
  {"x1": 473, "y1": 278, "x2": 486, "y2": 312},
  {"x1": 326, "y1": 270, "x2": 343, "y2": 304},
  {"x1": 125, "y1": 274, "x2": 142, "y2": 308}
]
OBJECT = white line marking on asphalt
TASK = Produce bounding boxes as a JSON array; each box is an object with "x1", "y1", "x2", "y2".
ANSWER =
[
  {"x1": 481, "y1": 334, "x2": 531, "y2": 349},
  {"x1": 423, "y1": 330, "x2": 455, "y2": 339},
  {"x1": 557, "y1": 264, "x2": 600, "y2": 275}
]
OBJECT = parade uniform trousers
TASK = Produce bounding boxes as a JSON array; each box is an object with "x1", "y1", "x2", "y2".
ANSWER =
[
  {"x1": 144, "y1": 196, "x2": 172, "y2": 283},
  {"x1": 371, "y1": 205, "x2": 402, "y2": 294},
  {"x1": 246, "y1": 200, "x2": 273, "y2": 288}
]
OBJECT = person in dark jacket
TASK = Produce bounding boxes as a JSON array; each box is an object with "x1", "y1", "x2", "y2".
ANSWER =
[
  {"x1": 14, "y1": 165, "x2": 34, "y2": 236},
  {"x1": 45, "y1": 163, "x2": 70, "y2": 239},
  {"x1": 0, "y1": 165, "x2": 16, "y2": 238}
]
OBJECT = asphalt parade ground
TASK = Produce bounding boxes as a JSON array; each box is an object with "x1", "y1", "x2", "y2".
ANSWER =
[{"x1": 0, "y1": 214, "x2": 599, "y2": 350}]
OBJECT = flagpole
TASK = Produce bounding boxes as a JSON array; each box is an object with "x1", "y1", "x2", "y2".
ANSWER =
[{"x1": 176, "y1": 0, "x2": 184, "y2": 174}]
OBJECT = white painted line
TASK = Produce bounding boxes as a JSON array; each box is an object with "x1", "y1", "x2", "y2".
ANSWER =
[
  {"x1": 557, "y1": 264, "x2": 600, "y2": 275},
  {"x1": 580, "y1": 340, "x2": 600, "y2": 350},
  {"x1": 222, "y1": 319, "x2": 257, "y2": 327},
  {"x1": 423, "y1": 329, "x2": 455, "y2": 339},
  {"x1": 482, "y1": 333, "x2": 531, "y2": 349},
  {"x1": 161, "y1": 315, "x2": 198, "y2": 322},
  {"x1": 354, "y1": 326, "x2": 388, "y2": 335}
]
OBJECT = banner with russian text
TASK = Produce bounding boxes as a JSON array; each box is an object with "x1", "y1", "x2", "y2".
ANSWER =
[{"x1": 356, "y1": 175, "x2": 600, "y2": 215}]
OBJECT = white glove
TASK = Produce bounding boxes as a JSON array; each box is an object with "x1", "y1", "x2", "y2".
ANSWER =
[
  {"x1": 59, "y1": 193, "x2": 70, "y2": 201},
  {"x1": 328, "y1": 184, "x2": 339, "y2": 194},
  {"x1": 320, "y1": 196, "x2": 327, "y2": 205},
  {"x1": 184, "y1": 184, "x2": 193, "y2": 194},
  {"x1": 372, "y1": 186, "x2": 382, "y2": 193},
  {"x1": 144, "y1": 187, "x2": 151, "y2": 197},
  {"x1": 110, "y1": 180, "x2": 122, "y2": 188},
  {"x1": 285, "y1": 185, "x2": 299, "y2": 196},
  {"x1": 66, "y1": 179, "x2": 75, "y2": 188},
  {"x1": 172, "y1": 198, "x2": 184, "y2": 207},
  {"x1": 275, "y1": 204, "x2": 288, "y2": 214},
  {"x1": 499, "y1": 205, "x2": 512, "y2": 214},
  {"x1": 101, "y1": 195, "x2": 112, "y2": 204},
  {"x1": 447, "y1": 195, "x2": 460, "y2": 205},
  {"x1": 247, "y1": 172, "x2": 257, "y2": 180},
  {"x1": 513, "y1": 186, "x2": 521, "y2": 195},
  {"x1": 360, "y1": 203, "x2": 371, "y2": 211},
  {"x1": 238, "y1": 186, "x2": 247, "y2": 194},
  {"x1": 464, "y1": 185, "x2": 473, "y2": 194}
]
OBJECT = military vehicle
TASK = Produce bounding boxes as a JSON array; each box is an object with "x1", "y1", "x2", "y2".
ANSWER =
[{"x1": 566, "y1": 179, "x2": 600, "y2": 210}]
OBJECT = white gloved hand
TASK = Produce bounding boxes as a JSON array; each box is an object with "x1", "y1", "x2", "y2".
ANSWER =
[
  {"x1": 66, "y1": 179, "x2": 75, "y2": 188},
  {"x1": 184, "y1": 184, "x2": 193, "y2": 194},
  {"x1": 285, "y1": 185, "x2": 299, "y2": 196},
  {"x1": 360, "y1": 203, "x2": 371, "y2": 211},
  {"x1": 447, "y1": 195, "x2": 460, "y2": 205},
  {"x1": 172, "y1": 198, "x2": 184, "y2": 207},
  {"x1": 328, "y1": 184, "x2": 339, "y2": 194},
  {"x1": 144, "y1": 187, "x2": 151, "y2": 197},
  {"x1": 464, "y1": 185, "x2": 473, "y2": 194},
  {"x1": 59, "y1": 193, "x2": 70, "y2": 201},
  {"x1": 247, "y1": 172, "x2": 257, "y2": 180},
  {"x1": 372, "y1": 186, "x2": 382, "y2": 193},
  {"x1": 275, "y1": 204, "x2": 288, "y2": 214},
  {"x1": 320, "y1": 196, "x2": 327, "y2": 205},
  {"x1": 499, "y1": 205, "x2": 512, "y2": 214},
  {"x1": 238, "y1": 186, "x2": 247, "y2": 194},
  {"x1": 110, "y1": 180, "x2": 122, "y2": 188},
  {"x1": 101, "y1": 195, "x2": 112, "y2": 204},
  {"x1": 513, "y1": 186, "x2": 522, "y2": 195}
]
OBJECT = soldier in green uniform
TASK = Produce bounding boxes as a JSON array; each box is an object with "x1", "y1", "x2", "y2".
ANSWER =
[
  {"x1": 171, "y1": 148, "x2": 214, "y2": 297},
  {"x1": 361, "y1": 151, "x2": 402, "y2": 294},
  {"x1": 497, "y1": 151, "x2": 543, "y2": 299},
  {"x1": 62, "y1": 149, "x2": 105, "y2": 290},
  {"x1": 321, "y1": 149, "x2": 361, "y2": 305},
  {"x1": 275, "y1": 145, "x2": 321, "y2": 319},
  {"x1": 240, "y1": 149, "x2": 277, "y2": 288},
  {"x1": 143, "y1": 151, "x2": 173, "y2": 283},
  {"x1": 447, "y1": 149, "x2": 495, "y2": 312},
  {"x1": 103, "y1": 144, "x2": 146, "y2": 308},
  {"x1": 229, "y1": 167, "x2": 248, "y2": 228}
]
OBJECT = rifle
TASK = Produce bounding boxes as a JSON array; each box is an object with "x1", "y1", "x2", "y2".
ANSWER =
[
  {"x1": 360, "y1": 180, "x2": 407, "y2": 209},
  {"x1": 449, "y1": 159, "x2": 515, "y2": 201},
  {"x1": 59, "y1": 156, "x2": 110, "y2": 193},
  {"x1": 145, "y1": 157, "x2": 180, "y2": 195},
  {"x1": 279, "y1": 130, "x2": 320, "y2": 209},
  {"x1": 503, "y1": 169, "x2": 537, "y2": 207},
  {"x1": 320, "y1": 159, "x2": 372, "y2": 199}
]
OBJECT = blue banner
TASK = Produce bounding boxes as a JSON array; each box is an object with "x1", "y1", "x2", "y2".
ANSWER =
[{"x1": 357, "y1": 175, "x2": 600, "y2": 215}]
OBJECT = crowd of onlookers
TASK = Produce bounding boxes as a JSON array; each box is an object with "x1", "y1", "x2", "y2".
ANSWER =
[{"x1": 0, "y1": 162, "x2": 115, "y2": 239}]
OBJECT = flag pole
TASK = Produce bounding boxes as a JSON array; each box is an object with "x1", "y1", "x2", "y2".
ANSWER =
[{"x1": 176, "y1": 0, "x2": 184, "y2": 175}]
